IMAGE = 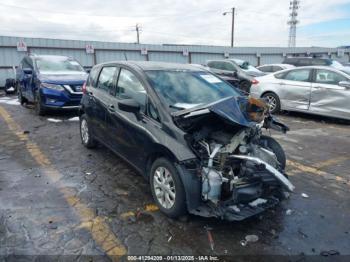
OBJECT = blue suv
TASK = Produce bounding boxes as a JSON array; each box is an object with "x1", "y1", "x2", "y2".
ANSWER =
[{"x1": 16, "y1": 55, "x2": 88, "y2": 115}]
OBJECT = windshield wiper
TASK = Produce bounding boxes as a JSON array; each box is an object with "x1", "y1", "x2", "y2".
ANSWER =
[{"x1": 169, "y1": 104, "x2": 185, "y2": 110}]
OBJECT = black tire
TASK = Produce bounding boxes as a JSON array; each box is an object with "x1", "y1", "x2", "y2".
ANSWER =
[
  {"x1": 262, "y1": 92, "x2": 281, "y2": 114},
  {"x1": 150, "y1": 158, "x2": 187, "y2": 218},
  {"x1": 80, "y1": 114, "x2": 97, "y2": 149},
  {"x1": 239, "y1": 80, "x2": 251, "y2": 93},
  {"x1": 35, "y1": 93, "x2": 46, "y2": 116},
  {"x1": 260, "y1": 135, "x2": 286, "y2": 170},
  {"x1": 18, "y1": 88, "x2": 27, "y2": 106}
]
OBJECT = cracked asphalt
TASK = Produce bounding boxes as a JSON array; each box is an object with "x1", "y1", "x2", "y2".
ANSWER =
[{"x1": 0, "y1": 92, "x2": 350, "y2": 260}]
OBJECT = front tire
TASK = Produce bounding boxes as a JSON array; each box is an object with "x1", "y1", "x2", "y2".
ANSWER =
[
  {"x1": 35, "y1": 93, "x2": 46, "y2": 116},
  {"x1": 150, "y1": 158, "x2": 186, "y2": 218},
  {"x1": 262, "y1": 92, "x2": 280, "y2": 114},
  {"x1": 260, "y1": 135, "x2": 286, "y2": 170},
  {"x1": 18, "y1": 88, "x2": 27, "y2": 106},
  {"x1": 80, "y1": 114, "x2": 97, "y2": 149}
]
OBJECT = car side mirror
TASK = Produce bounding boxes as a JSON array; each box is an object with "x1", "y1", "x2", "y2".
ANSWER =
[
  {"x1": 118, "y1": 99, "x2": 140, "y2": 113},
  {"x1": 339, "y1": 81, "x2": 350, "y2": 89},
  {"x1": 23, "y1": 68, "x2": 32, "y2": 75}
]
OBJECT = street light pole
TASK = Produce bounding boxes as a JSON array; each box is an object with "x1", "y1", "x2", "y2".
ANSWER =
[{"x1": 223, "y1": 8, "x2": 235, "y2": 47}]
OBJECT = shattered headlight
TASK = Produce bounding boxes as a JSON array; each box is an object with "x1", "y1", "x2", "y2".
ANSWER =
[{"x1": 41, "y1": 83, "x2": 65, "y2": 91}]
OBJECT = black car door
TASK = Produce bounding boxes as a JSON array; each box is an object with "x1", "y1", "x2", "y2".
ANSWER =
[
  {"x1": 90, "y1": 66, "x2": 119, "y2": 141},
  {"x1": 106, "y1": 67, "x2": 156, "y2": 173}
]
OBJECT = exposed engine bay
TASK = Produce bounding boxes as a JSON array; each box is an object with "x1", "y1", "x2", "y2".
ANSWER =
[{"x1": 174, "y1": 96, "x2": 294, "y2": 220}]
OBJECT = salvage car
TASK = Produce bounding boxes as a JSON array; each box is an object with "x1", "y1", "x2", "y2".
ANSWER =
[
  {"x1": 232, "y1": 59, "x2": 266, "y2": 77},
  {"x1": 206, "y1": 60, "x2": 258, "y2": 92},
  {"x1": 250, "y1": 66, "x2": 350, "y2": 120},
  {"x1": 16, "y1": 54, "x2": 88, "y2": 115},
  {"x1": 79, "y1": 61, "x2": 294, "y2": 221}
]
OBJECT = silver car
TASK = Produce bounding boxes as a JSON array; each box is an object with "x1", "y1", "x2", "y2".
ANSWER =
[{"x1": 250, "y1": 66, "x2": 350, "y2": 120}]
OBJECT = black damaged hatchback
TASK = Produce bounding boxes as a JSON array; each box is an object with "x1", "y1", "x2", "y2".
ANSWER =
[{"x1": 79, "y1": 61, "x2": 294, "y2": 221}]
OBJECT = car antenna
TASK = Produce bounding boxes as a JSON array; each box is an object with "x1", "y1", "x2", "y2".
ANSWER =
[{"x1": 124, "y1": 53, "x2": 128, "y2": 61}]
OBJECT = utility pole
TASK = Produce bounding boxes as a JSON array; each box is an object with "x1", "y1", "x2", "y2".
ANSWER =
[
  {"x1": 288, "y1": 0, "x2": 300, "y2": 48},
  {"x1": 223, "y1": 8, "x2": 235, "y2": 47},
  {"x1": 136, "y1": 24, "x2": 140, "y2": 44}
]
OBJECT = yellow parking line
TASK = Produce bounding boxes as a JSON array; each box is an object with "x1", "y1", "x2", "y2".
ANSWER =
[
  {"x1": 313, "y1": 156, "x2": 348, "y2": 169},
  {"x1": 0, "y1": 106, "x2": 126, "y2": 258},
  {"x1": 287, "y1": 159, "x2": 349, "y2": 185}
]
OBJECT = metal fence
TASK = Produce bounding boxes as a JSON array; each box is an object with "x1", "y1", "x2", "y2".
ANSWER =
[{"x1": 1, "y1": 35, "x2": 349, "y2": 87}]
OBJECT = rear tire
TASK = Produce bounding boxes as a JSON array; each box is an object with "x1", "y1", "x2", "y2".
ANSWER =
[
  {"x1": 80, "y1": 114, "x2": 97, "y2": 149},
  {"x1": 262, "y1": 92, "x2": 280, "y2": 114},
  {"x1": 150, "y1": 158, "x2": 187, "y2": 218}
]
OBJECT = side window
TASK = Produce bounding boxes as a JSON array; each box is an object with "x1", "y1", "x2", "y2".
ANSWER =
[
  {"x1": 259, "y1": 66, "x2": 272, "y2": 72},
  {"x1": 315, "y1": 70, "x2": 347, "y2": 85},
  {"x1": 283, "y1": 69, "x2": 311, "y2": 82},
  {"x1": 223, "y1": 62, "x2": 235, "y2": 71},
  {"x1": 272, "y1": 66, "x2": 282, "y2": 72},
  {"x1": 88, "y1": 66, "x2": 100, "y2": 87},
  {"x1": 117, "y1": 68, "x2": 146, "y2": 110},
  {"x1": 209, "y1": 61, "x2": 221, "y2": 70},
  {"x1": 97, "y1": 67, "x2": 118, "y2": 92}
]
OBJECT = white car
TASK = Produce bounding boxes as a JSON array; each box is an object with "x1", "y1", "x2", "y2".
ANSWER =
[
  {"x1": 257, "y1": 64, "x2": 295, "y2": 74},
  {"x1": 250, "y1": 66, "x2": 350, "y2": 120}
]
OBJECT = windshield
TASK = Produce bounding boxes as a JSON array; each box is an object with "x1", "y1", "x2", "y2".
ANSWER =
[
  {"x1": 331, "y1": 61, "x2": 344, "y2": 69},
  {"x1": 35, "y1": 57, "x2": 85, "y2": 74},
  {"x1": 146, "y1": 70, "x2": 240, "y2": 110}
]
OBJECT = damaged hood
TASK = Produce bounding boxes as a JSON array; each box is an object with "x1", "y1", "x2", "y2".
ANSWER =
[{"x1": 172, "y1": 96, "x2": 266, "y2": 129}]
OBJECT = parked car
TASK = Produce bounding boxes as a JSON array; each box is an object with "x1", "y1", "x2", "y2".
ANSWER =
[
  {"x1": 16, "y1": 55, "x2": 88, "y2": 115},
  {"x1": 4, "y1": 78, "x2": 17, "y2": 94},
  {"x1": 79, "y1": 61, "x2": 294, "y2": 221},
  {"x1": 250, "y1": 66, "x2": 350, "y2": 120},
  {"x1": 206, "y1": 60, "x2": 257, "y2": 92},
  {"x1": 232, "y1": 59, "x2": 266, "y2": 77},
  {"x1": 257, "y1": 64, "x2": 295, "y2": 74},
  {"x1": 282, "y1": 57, "x2": 350, "y2": 73}
]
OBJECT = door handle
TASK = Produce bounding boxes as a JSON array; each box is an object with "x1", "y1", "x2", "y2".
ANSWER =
[
  {"x1": 280, "y1": 82, "x2": 286, "y2": 85},
  {"x1": 108, "y1": 104, "x2": 115, "y2": 112}
]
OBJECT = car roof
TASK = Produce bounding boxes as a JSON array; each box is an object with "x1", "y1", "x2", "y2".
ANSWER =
[
  {"x1": 29, "y1": 54, "x2": 72, "y2": 60},
  {"x1": 99, "y1": 61, "x2": 205, "y2": 71},
  {"x1": 258, "y1": 64, "x2": 294, "y2": 67}
]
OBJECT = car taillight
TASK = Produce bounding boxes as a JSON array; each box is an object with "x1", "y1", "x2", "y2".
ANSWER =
[
  {"x1": 251, "y1": 79, "x2": 259, "y2": 85},
  {"x1": 82, "y1": 82, "x2": 87, "y2": 94}
]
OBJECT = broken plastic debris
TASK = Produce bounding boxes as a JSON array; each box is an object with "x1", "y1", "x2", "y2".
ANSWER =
[
  {"x1": 205, "y1": 227, "x2": 214, "y2": 251},
  {"x1": 249, "y1": 198, "x2": 267, "y2": 207},
  {"x1": 301, "y1": 193, "x2": 309, "y2": 198},
  {"x1": 68, "y1": 117, "x2": 79, "y2": 122},
  {"x1": 85, "y1": 172, "x2": 92, "y2": 175},
  {"x1": 145, "y1": 204, "x2": 159, "y2": 212},
  {"x1": 47, "y1": 118, "x2": 62, "y2": 123},
  {"x1": 240, "y1": 240, "x2": 247, "y2": 246},
  {"x1": 167, "y1": 235, "x2": 172, "y2": 242},
  {"x1": 320, "y1": 250, "x2": 340, "y2": 256},
  {"x1": 286, "y1": 209, "x2": 293, "y2": 215},
  {"x1": 245, "y1": 234, "x2": 259, "y2": 243}
]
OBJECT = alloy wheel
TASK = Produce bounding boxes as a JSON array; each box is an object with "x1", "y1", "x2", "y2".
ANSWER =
[
  {"x1": 265, "y1": 95, "x2": 277, "y2": 112},
  {"x1": 81, "y1": 119, "x2": 89, "y2": 144},
  {"x1": 153, "y1": 166, "x2": 176, "y2": 209}
]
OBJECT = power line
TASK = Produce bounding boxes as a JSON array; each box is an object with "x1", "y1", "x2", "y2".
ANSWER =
[{"x1": 288, "y1": 0, "x2": 300, "y2": 47}]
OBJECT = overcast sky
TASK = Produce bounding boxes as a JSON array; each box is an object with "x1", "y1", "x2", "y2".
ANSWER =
[{"x1": 0, "y1": 0, "x2": 349, "y2": 47}]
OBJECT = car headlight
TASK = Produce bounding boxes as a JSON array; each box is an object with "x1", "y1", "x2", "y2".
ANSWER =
[{"x1": 41, "y1": 83, "x2": 65, "y2": 91}]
